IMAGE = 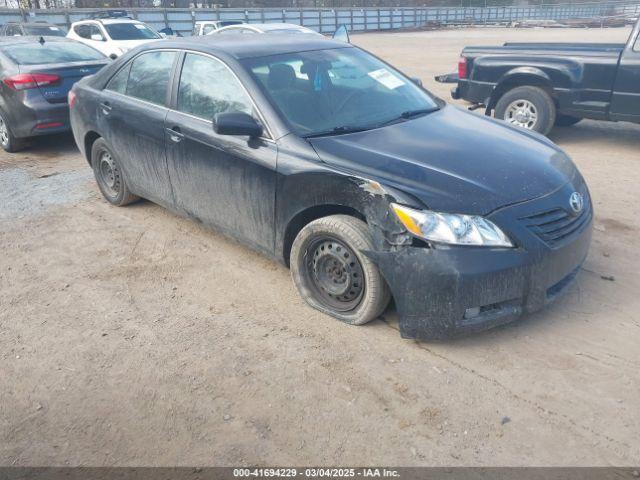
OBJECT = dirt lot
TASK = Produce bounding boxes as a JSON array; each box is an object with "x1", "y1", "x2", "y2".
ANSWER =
[{"x1": 1, "y1": 27, "x2": 639, "y2": 467}]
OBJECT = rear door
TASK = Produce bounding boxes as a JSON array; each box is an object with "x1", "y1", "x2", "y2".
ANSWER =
[
  {"x1": 97, "y1": 50, "x2": 179, "y2": 206},
  {"x1": 164, "y1": 52, "x2": 277, "y2": 254},
  {"x1": 610, "y1": 29, "x2": 640, "y2": 121}
]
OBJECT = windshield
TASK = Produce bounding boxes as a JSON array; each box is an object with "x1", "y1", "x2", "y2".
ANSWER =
[
  {"x1": 24, "y1": 25, "x2": 67, "y2": 37},
  {"x1": 243, "y1": 47, "x2": 439, "y2": 137},
  {"x1": 1, "y1": 42, "x2": 105, "y2": 65},
  {"x1": 104, "y1": 23, "x2": 160, "y2": 40}
]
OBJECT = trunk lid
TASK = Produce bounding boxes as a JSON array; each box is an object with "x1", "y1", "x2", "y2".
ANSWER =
[{"x1": 19, "y1": 60, "x2": 109, "y2": 104}]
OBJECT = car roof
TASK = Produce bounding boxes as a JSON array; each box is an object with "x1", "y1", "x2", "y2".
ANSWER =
[
  {"x1": 0, "y1": 35, "x2": 73, "y2": 45},
  {"x1": 140, "y1": 33, "x2": 348, "y2": 60},
  {"x1": 221, "y1": 22, "x2": 313, "y2": 32},
  {"x1": 100, "y1": 18, "x2": 142, "y2": 25},
  {"x1": 6, "y1": 21, "x2": 58, "y2": 26},
  {"x1": 72, "y1": 18, "x2": 142, "y2": 25}
]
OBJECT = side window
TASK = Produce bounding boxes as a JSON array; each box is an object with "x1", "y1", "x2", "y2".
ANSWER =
[
  {"x1": 125, "y1": 51, "x2": 176, "y2": 106},
  {"x1": 105, "y1": 63, "x2": 131, "y2": 94},
  {"x1": 177, "y1": 53, "x2": 253, "y2": 120},
  {"x1": 202, "y1": 24, "x2": 216, "y2": 35},
  {"x1": 74, "y1": 24, "x2": 91, "y2": 39}
]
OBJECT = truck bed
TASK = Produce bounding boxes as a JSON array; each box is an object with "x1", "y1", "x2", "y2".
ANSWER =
[{"x1": 463, "y1": 43, "x2": 624, "y2": 57}]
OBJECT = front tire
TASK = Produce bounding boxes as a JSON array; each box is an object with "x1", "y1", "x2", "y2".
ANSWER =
[
  {"x1": 0, "y1": 110, "x2": 26, "y2": 153},
  {"x1": 290, "y1": 215, "x2": 391, "y2": 326},
  {"x1": 494, "y1": 86, "x2": 556, "y2": 136},
  {"x1": 91, "y1": 138, "x2": 139, "y2": 206}
]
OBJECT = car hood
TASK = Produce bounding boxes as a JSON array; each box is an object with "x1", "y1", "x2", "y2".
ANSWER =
[{"x1": 308, "y1": 105, "x2": 580, "y2": 215}]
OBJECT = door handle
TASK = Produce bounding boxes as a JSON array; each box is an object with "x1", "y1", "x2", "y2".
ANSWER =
[
  {"x1": 100, "y1": 102, "x2": 112, "y2": 115},
  {"x1": 166, "y1": 126, "x2": 184, "y2": 144}
]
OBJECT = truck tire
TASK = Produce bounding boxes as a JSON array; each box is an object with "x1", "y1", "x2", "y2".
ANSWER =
[
  {"x1": 91, "y1": 138, "x2": 139, "y2": 207},
  {"x1": 0, "y1": 110, "x2": 26, "y2": 153},
  {"x1": 290, "y1": 215, "x2": 391, "y2": 326},
  {"x1": 495, "y1": 86, "x2": 556, "y2": 136},
  {"x1": 555, "y1": 114, "x2": 582, "y2": 127}
]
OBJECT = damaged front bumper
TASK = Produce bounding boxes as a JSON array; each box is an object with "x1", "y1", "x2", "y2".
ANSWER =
[{"x1": 367, "y1": 187, "x2": 593, "y2": 340}]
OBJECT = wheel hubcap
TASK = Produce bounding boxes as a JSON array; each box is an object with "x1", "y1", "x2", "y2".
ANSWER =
[
  {"x1": 0, "y1": 117, "x2": 9, "y2": 147},
  {"x1": 98, "y1": 151, "x2": 121, "y2": 197},
  {"x1": 306, "y1": 237, "x2": 364, "y2": 312},
  {"x1": 505, "y1": 100, "x2": 538, "y2": 129}
]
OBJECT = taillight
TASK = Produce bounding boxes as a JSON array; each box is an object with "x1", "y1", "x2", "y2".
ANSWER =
[
  {"x1": 3, "y1": 73, "x2": 60, "y2": 91},
  {"x1": 68, "y1": 90, "x2": 77, "y2": 108},
  {"x1": 458, "y1": 57, "x2": 468, "y2": 80}
]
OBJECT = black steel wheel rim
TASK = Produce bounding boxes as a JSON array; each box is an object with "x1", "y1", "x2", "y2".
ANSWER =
[
  {"x1": 97, "y1": 150, "x2": 121, "y2": 199},
  {"x1": 304, "y1": 235, "x2": 365, "y2": 312}
]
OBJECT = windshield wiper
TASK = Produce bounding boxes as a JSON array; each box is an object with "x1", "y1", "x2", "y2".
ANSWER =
[
  {"x1": 303, "y1": 125, "x2": 372, "y2": 139},
  {"x1": 378, "y1": 107, "x2": 440, "y2": 127},
  {"x1": 400, "y1": 107, "x2": 439, "y2": 118}
]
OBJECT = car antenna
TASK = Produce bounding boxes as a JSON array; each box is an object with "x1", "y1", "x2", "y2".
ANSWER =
[{"x1": 38, "y1": 36, "x2": 45, "y2": 45}]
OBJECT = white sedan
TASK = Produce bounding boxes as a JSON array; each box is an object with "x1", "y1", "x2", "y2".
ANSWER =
[{"x1": 210, "y1": 23, "x2": 321, "y2": 36}]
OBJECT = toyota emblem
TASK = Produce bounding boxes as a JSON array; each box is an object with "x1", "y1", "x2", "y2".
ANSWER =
[{"x1": 569, "y1": 192, "x2": 584, "y2": 214}]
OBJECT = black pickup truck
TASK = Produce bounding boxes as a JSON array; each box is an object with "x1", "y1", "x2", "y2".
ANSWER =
[{"x1": 437, "y1": 17, "x2": 640, "y2": 135}]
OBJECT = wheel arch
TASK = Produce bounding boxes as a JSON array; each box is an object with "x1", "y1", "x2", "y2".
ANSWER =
[
  {"x1": 488, "y1": 68, "x2": 555, "y2": 113},
  {"x1": 282, "y1": 203, "x2": 365, "y2": 267},
  {"x1": 277, "y1": 172, "x2": 420, "y2": 267},
  {"x1": 84, "y1": 130, "x2": 101, "y2": 165}
]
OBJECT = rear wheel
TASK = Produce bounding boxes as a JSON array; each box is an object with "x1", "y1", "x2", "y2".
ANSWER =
[
  {"x1": 290, "y1": 215, "x2": 391, "y2": 326},
  {"x1": 0, "y1": 110, "x2": 26, "y2": 153},
  {"x1": 91, "y1": 138, "x2": 139, "y2": 206},
  {"x1": 495, "y1": 86, "x2": 556, "y2": 136},
  {"x1": 555, "y1": 114, "x2": 582, "y2": 127}
]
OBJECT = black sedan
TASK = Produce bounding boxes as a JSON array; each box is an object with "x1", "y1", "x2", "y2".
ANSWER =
[
  {"x1": 0, "y1": 36, "x2": 108, "y2": 152},
  {"x1": 69, "y1": 35, "x2": 592, "y2": 340}
]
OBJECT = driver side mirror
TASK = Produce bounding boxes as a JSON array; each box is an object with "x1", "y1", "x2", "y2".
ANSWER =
[
  {"x1": 213, "y1": 112, "x2": 263, "y2": 138},
  {"x1": 332, "y1": 24, "x2": 350, "y2": 43},
  {"x1": 411, "y1": 77, "x2": 423, "y2": 87},
  {"x1": 91, "y1": 33, "x2": 105, "y2": 41}
]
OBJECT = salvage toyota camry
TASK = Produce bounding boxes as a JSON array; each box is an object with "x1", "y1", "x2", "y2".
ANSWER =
[{"x1": 69, "y1": 35, "x2": 592, "y2": 340}]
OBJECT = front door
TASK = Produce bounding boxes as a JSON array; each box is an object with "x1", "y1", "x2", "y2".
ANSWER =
[
  {"x1": 98, "y1": 50, "x2": 178, "y2": 205},
  {"x1": 164, "y1": 52, "x2": 277, "y2": 254},
  {"x1": 610, "y1": 33, "x2": 640, "y2": 122}
]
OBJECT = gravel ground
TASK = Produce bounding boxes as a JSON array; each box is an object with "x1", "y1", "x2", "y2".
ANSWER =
[{"x1": 1, "y1": 27, "x2": 639, "y2": 466}]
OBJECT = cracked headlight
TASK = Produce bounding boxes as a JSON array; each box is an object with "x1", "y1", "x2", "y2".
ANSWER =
[{"x1": 391, "y1": 203, "x2": 513, "y2": 248}]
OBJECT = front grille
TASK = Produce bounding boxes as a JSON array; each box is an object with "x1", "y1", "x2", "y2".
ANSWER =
[{"x1": 520, "y1": 195, "x2": 591, "y2": 248}]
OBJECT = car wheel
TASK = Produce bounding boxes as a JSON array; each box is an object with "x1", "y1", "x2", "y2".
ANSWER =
[
  {"x1": 0, "y1": 110, "x2": 26, "y2": 153},
  {"x1": 495, "y1": 86, "x2": 556, "y2": 135},
  {"x1": 290, "y1": 215, "x2": 391, "y2": 326},
  {"x1": 91, "y1": 138, "x2": 139, "y2": 206},
  {"x1": 555, "y1": 114, "x2": 582, "y2": 127}
]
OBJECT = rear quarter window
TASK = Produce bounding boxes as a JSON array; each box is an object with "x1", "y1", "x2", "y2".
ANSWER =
[
  {"x1": 105, "y1": 63, "x2": 131, "y2": 94},
  {"x1": 125, "y1": 51, "x2": 176, "y2": 106},
  {"x1": 1, "y1": 42, "x2": 105, "y2": 65}
]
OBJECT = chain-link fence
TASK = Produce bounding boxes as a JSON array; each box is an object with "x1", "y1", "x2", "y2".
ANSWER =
[{"x1": 1, "y1": 0, "x2": 638, "y2": 35}]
